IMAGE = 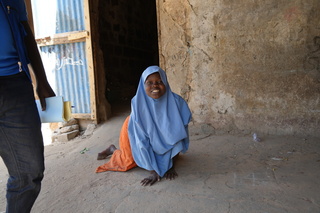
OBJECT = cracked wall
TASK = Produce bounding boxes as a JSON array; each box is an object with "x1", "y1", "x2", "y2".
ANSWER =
[{"x1": 156, "y1": 0, "x2": 320, "y2": 136}]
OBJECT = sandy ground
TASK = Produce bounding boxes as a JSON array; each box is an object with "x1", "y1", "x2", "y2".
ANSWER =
[{"x1": 1, "y1": 105, "x2": 320, "y2": 213}]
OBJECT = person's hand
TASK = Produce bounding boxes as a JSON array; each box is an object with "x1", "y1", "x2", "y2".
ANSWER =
[
  {"x1": 141, "y1": 171, "x2": 161, "y2": 186},
  {"x1": 164, "y1": 167, "x2": 178, "y2": 180},
  {"x1": 36, "y1": 82, "x2": 55, "y2": 111}
]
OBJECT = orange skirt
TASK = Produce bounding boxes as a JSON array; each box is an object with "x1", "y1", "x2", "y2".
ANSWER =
[{"x1": 96, "y1": 116, "x2": 137, "y2": 173}]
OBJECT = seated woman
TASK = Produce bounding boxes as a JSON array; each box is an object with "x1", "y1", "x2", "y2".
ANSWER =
[{"x1": 96, "y1": 66, "x2": 192, "y2": 186}]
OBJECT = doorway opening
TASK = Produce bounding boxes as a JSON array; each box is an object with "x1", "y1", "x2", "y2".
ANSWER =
[{"x1": 98, "y1": 0, "x2": 159, "y2": 107}]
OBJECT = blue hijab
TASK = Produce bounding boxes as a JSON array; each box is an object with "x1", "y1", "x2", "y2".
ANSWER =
[{"x1": 128, "y1": 66, "x2": 191, "y2": 177}]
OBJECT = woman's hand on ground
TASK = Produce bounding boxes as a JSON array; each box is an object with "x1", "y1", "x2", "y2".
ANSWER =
[
  {"x1": 141, "y1": 171, "x2": 160, "y2": 186},
  {"x1": 164, "y1": 167, "x2": 178, "y2": 180}
]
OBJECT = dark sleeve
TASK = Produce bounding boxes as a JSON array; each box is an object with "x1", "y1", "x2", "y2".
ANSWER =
[{"x1": 17, "y1": 0, "x2": 28, "y2": 21}]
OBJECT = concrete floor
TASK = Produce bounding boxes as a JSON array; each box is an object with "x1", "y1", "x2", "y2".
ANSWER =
[{"x1": 0, "y1": 106, "x2": 319, "y2": 213}]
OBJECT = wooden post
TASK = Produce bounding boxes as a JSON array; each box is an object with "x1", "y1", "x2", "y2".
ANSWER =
[{"x1": 83, "y1": 0, "x2": 98, "y2": 122}]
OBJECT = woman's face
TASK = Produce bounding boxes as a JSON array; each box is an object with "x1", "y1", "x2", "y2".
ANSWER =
[{"x1": 144, "y1": 72, "x2": 166, "y2": 99}]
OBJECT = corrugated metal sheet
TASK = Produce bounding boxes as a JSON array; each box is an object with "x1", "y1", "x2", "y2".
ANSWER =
[
  {"x1": 40, "y1": 42, "x2": 90, "y2": 113},
  {"x1": 56, "y1": 0, "x2": 85, "y2": 33},
  {"x1": 31, "y1": 0, "x2": 85, "y2": 36},
  {"x1": 31, "y1": 0, "x2": 90, "y2": 114}
]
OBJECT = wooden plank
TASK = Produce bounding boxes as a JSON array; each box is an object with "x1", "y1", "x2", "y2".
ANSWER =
[
  {"x1": 84, "y1": 0, "x2": 98, "y2": 123},
  {"x1": 35, "y1": 31, "x2": 88, "y2": 46},
  {"x1": 72, "y1": 113, "x2": 92, "y2": 119},
  {"x1": 68, "y1": 31, "x2": 89, "y2": 41}
]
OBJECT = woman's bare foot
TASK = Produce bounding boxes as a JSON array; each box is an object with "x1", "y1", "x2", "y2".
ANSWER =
[
  {"x1": 97, "y1": 144, "x2": 117, "y2": 160},
  {"x1": 164, "y1": 167, "x2": 178, "y2": 180},
  {"x1": 141, "y1": 171, "x2": 161, "y2": 186}
]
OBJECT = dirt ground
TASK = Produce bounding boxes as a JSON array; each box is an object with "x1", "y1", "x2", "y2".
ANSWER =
[{"x1": 1, "y1": 106, "x2": 320, "y2": 213}]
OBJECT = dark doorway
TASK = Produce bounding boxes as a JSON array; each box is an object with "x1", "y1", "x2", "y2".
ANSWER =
[{"x1": 99, "y1": 0, "x2": 159, "y2": 105}]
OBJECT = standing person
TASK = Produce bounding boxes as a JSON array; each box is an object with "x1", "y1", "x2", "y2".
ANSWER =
[
  {"x1": 96, "y1": 65, "x2": 191, "y2": 186},
  {"x1": 0, "y1": 0, "x2": 55, "y2": 212}
]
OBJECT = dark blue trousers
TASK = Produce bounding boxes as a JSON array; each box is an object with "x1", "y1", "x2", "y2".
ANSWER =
[{"x1": 0, "y1": 72, "x2": 44, "y2": 213}]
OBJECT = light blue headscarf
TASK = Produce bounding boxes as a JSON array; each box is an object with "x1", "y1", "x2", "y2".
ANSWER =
[{"x1": 128, "y1": 66, "x2": 191, "y2": 177}]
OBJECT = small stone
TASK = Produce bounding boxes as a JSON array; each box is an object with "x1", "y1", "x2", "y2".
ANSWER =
[
  {"x1": 60, "y1": 124, "x2": 80, "y2": 134},
  {"x1": 84, "y1": 123, "x2": 96, "y2": 136}
]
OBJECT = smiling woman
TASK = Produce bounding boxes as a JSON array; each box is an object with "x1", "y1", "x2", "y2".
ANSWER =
[
  {"x1": 144, "y1": 72, "x2": 166, "y2": 99},
  {"x1": 96, "y1": 66, "x2": 192, "y2": 186}
]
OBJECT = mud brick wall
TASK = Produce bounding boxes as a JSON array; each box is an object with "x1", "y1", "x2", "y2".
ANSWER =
[{"x1": 157, "y1": 0, "x2": 320, "y2": 136}]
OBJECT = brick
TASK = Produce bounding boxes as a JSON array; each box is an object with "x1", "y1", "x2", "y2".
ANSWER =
[{"x1": 52, "y1": 130, "x2": 79, "y2": 143}]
